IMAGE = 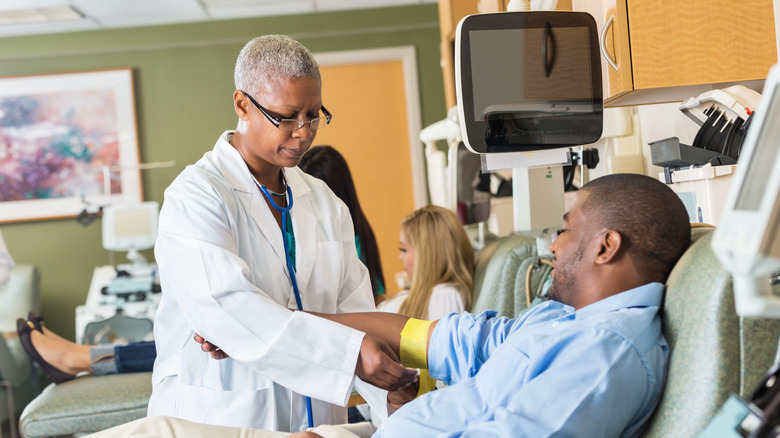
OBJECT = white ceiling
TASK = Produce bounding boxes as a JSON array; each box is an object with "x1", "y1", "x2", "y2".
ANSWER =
[{"x1": 0, "y1": 0, "x2": 437, "y2": 38}]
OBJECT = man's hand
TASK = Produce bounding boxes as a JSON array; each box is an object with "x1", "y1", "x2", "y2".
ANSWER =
[
  {"x1": 289, "y1": 432, "x2": 323, "y2": 438},
  {"x1": 356, "y1": 335, "x2": 418, "y2": 391},
  {"x1": 387, "y1": 380, "x2": 419, "y2": 411},
  {"x1": 193, "y1": 333, "x2": 229, "y2": 360}
]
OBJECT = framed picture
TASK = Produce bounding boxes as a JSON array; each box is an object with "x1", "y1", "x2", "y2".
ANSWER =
[{"x1": 0, "y1": 68, "x2": 142, "y2": 223}]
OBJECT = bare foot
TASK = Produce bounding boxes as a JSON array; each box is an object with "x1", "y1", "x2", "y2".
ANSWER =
[
  {"x1": 40, "y1": 324, "x2": 70, "y2": 343},
  {"x1": 29, "y1": 330, "x2": 93, "y2": 375}
]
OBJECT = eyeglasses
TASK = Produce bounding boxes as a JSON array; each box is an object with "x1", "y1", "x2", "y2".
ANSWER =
[{"x1": 241, "y1": 91, "x2": 332, "y2": 131}]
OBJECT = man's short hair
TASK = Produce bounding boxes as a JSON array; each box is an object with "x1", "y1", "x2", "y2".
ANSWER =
[
  {"x1": 234, "y1": 35, "x2": 320, "y2": 96},
  {"x1": 580, "y1": 173, "x2": 691, "y2": 282}
]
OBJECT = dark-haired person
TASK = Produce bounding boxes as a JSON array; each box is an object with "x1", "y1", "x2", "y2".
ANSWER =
[
  {"x1": 299, "y1": 145, "x2": 386, "y2": 304},
  {"x1": 84, "y1": 173, "x2": 692, "y2": 438}
]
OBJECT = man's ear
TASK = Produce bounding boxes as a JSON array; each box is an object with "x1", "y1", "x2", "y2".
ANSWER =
[
  {"x1": 594, "y1": 230, "x2": 623, "y2": 265},
  {"x1": 233, "y1": 90, "x2": 250, "y2": 120}
]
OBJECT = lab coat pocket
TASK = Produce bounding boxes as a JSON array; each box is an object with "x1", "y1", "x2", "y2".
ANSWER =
[
  {"x1": 309, "y1": 241, "x2": 343, "y2": 312},
  {"x1": 174, "y1": 383, "x2": 278, "y2": 429}
]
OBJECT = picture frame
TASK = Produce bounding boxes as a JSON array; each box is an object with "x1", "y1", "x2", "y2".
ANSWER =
[{"x1": 0, "y1": 68, "x2": 142, "y2": 223}]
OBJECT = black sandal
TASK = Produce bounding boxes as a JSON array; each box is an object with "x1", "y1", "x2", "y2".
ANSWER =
[{"x1": 17, "y1": 318, "x2": 75, "y2": 384}]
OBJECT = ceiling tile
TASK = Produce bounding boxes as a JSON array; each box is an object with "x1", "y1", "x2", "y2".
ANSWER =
[
  {"x1": 71, "y1": 0, "x2": 208, "y2": 28},
  {"x1": 0, "y1": 0, "x2": 432, "y2": 38},
  {"x1": 206, "y1": 0, "x2": 313, "y2": 20}
]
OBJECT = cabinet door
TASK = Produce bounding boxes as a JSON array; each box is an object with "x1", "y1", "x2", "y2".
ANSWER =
[
  {"x1": 572, "y1": 0, "x2": 632, "y2": 100},
  {"x1": 627, "y1": 0, "x2": 776, "y2": 90}
]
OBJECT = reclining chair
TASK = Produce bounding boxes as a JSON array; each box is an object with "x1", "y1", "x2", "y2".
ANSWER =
[
  {"x1": 0, "y1": 265, "x2": 41, "y2": 438},
  {"x1": 471, "y1": 227, "x2": 780, "y2": 436},
  {"x1": 641, "y1": 228, "x2": 780, "y2": 436}
]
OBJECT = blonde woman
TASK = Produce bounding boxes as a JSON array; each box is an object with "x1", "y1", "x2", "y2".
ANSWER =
[{"x1": 379, "y1": 204, "x2": 474, "y2": 321}]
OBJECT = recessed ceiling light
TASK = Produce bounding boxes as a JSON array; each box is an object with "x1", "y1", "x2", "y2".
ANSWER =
[{"x1": 0, "y1": 5, "x2": 83, "y2": 26}]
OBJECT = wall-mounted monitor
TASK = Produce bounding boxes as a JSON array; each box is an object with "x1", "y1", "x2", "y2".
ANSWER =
[
  {"x1": 456, "y1": 11, "x2": 603, "y2": 154},
  {"x1": 102, "y1": 202, "x2": 159, "y2": 256}
]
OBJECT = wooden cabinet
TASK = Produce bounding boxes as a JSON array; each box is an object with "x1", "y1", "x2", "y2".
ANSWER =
[{"x1": 572, "y1": 0, "x2": 777, "y2": 106}]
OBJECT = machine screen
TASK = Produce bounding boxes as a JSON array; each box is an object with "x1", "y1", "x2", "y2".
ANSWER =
[
  {"x1": 457, "y1": 11, "x2": 603, "y2": 154},
  {"x1": 734, "y1": 88, "x2": 780, "y2": 211}
]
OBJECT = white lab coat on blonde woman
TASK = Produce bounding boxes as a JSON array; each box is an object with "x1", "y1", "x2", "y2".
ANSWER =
[{"x1": 148, "y1": 131, "x2": 383, "y2": 432}]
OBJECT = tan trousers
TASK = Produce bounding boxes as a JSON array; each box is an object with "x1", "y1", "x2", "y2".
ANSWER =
[{"x1": 86, "y1": 416, "x2": 377, "y2": 438}]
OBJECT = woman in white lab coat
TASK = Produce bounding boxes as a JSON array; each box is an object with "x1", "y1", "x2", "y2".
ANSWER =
[{"x1": 148, "y1": 35, "x2": 415, "y2": 433}]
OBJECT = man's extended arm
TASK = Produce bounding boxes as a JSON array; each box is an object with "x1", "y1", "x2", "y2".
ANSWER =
[
  {"x1": 306, "y1": 311, "x2": 422, "y2": 356},
  {"x1": 196, "y1": 311, "x2": 438, "y2": 392}
]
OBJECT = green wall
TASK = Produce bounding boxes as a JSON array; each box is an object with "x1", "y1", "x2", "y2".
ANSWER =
[{"x1": 0, "y1": 4, "x2": 445, "y2": 339}]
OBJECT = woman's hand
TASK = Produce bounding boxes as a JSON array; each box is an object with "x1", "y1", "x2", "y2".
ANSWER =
[
  {"x1": 193, "y1": 333, "x2": 229, "y2": 360},
  {"x1": 356, "y1": 335, "x2": 418, "y2": 391}
]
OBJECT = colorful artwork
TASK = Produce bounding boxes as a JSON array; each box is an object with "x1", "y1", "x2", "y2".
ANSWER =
[{"x1": 0, "y1": 69, "x2": 141, "y2": 223}]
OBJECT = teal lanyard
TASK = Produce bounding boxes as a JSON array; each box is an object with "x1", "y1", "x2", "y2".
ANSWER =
[{"x1": 257, "y1": 183, "x2": 312, "y2": 428}]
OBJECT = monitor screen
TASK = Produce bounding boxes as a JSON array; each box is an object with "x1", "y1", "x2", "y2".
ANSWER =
[
  {"x1": 734, "y1": 87, "x2": 780, "y2": 212},
  {"x1": 102, "y1": 202, "x2": 159, "y2": 252},
  {"x1": 456, "y1": 11, "x2": 603, "y2": 154},
  {"x1": 711, "y1": 63, "x2": 780, "y2": 317}
]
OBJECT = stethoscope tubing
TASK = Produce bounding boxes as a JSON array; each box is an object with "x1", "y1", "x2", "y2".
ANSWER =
[{"x1": 258, "y1": 182, "x2": 314, "y2": 428}]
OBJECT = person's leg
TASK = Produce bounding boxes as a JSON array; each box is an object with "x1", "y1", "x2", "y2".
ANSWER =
[
  {"x1": 114, "y1": 341, "x2": 156, "y2": 373},
  {"x1": 29, "y1": 329, "x2": 92, "y2": 375},
  {"x1": 84, "y1": 416, "x2": 291, "y2": 438},
  {"x1": 89, "y1": 344, "x2": 118, "y2": 375}
]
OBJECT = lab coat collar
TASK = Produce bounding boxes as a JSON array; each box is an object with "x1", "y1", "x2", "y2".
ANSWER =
[
  {"x1": 212, "y1": 131, "x2": 313, "y2": 201},
  {"x1": 211, "y1": 131, "x2": 317, "y2": 309},
  {"x1": 573, "y1": 282, "x2": 665, "y2": 319}
]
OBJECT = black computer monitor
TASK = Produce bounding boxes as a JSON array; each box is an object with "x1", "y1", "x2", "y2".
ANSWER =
[{"x1": 455, "y1": 11, "x2": 603, "y2": 154}]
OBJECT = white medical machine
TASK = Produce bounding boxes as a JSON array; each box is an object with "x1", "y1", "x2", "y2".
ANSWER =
[
  {"x1": 711, "y1": 63, "x2": 780, "y2": 319},
  {"x1": 454, "y1": 11, "x2": 603, "y2": 253},
  {"x1": 75, "y1": 201, "x2": 161, "y2": 344},
  {"x1": 698, "y1": 63, "x2": 780, "y2": 437},
  {"x1": 102, "y1": 202, "x2": 158, "y2": 267}
]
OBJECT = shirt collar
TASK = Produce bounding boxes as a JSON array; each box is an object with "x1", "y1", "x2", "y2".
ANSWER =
[{"x1": 570, "y1": 282, "x2": 665, "y2": 318}]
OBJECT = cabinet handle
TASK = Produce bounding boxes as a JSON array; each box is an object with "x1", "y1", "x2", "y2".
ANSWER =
[{"x1": 600, "y1": 15, "x2": 619, "y2": 71}]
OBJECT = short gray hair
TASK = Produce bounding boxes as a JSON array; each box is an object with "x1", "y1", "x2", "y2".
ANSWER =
[{"x1": 234, "y1": 35, "x2": 320, "y2": 96}]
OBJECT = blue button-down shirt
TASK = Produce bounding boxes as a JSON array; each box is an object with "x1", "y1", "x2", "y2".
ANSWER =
[{"x1": 375, "y1": 283, "x2": 668, "y2": 438}]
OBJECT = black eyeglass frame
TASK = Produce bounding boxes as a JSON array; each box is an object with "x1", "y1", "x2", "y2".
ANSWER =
[{"x1": 240, "y1": 90, "x2": 332, "y2": 131}]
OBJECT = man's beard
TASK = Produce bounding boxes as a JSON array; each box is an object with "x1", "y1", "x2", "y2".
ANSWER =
[{"x1": 547, "y1": 241, "x2": 586, "y2": 305}]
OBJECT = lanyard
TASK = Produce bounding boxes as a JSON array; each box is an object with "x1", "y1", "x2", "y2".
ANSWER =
[{"x1": 257, "y1": 181, "x2": 313, "y2": 428}]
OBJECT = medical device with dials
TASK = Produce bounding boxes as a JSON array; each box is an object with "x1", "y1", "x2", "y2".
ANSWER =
[
  {"x1": 101, "y1": 201, "x2": 159, "y2": 295},
  {"x1": 711, "y1": 64, "x2": 780, "y2": 318}
]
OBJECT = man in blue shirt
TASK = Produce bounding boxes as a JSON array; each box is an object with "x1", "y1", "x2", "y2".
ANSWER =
[
  {"x1": 86, "y1": 173, "x2": 691, "y2": 438},
  {"x1": 338, "y1": 173, "x2": 690, "y2": 437}
]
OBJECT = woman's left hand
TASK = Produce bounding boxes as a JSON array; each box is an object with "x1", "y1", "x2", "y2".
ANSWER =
[{"x1": 193, "y1": 333, "x2": 229, "y2": 360}]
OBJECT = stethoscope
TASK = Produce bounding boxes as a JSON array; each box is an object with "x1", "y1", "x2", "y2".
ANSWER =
[{"x1": 256, "y1": 176, "x2": 313, "y2": 428}]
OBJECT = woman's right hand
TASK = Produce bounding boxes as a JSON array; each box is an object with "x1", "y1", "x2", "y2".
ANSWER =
[{"x1": 356, "y1": 335, "x2": 418, "y2": 391}]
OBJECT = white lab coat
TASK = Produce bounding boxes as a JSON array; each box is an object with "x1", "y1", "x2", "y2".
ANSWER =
[{"x1": 148, "y1": 131, "x2": 382, "y2": 432}]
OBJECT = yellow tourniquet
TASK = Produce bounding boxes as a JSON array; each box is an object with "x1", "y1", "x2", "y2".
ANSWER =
[{"x1": 399, "y1": 318, "x2": 434, "y2": 369}]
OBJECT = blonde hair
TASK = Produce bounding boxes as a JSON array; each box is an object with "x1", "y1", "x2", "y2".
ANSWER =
[{"x1": 398, "y1": 205, "x2": 474, "y2": 319}]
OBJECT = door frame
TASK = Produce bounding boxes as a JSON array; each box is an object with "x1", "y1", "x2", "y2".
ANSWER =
[{"x1": 315, "y1": 46, "x2": 426, "y2": 208}]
